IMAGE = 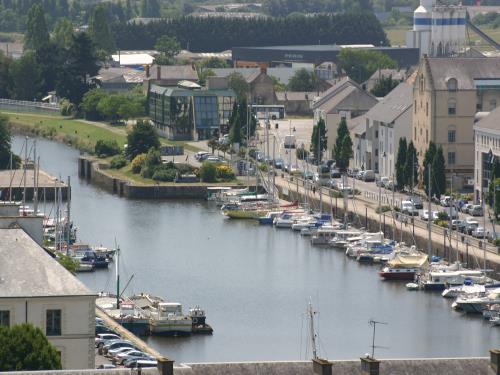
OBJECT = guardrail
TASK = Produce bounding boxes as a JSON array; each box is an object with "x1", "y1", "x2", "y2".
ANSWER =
[{"x1": 0, "y1": 98, "x2": 61, "y2": 114}]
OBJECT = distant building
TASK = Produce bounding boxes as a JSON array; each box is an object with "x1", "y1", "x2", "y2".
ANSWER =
[
  {"x1": 364, "y1": 68, "x2": 410, "y2": 94},
  {"x1": 275, "y1": 91, "x2": 315, "y2": 115},
  {"x1": 91, "y1": 67, "x2": 146, "y2": 92},
  {"x1": 474, "y1": 108, "x2": 500, "y2": 202},
  {"x1": 412, "y1": 56, "x2": 500, "y2": 190},
  {"x1": 111, "y1": 51, "x2": 155, "y2": 67},
  {"x1": 148, "y1": 79, "x2": 236, "y2": 140},
  {"x1": 312, "y1": 77, "x2": 378, "y2": 158},
  {"x1": 145, "y1": 64, "x2": 199, "y2": 87},
  {"x1": 0, "y1": 228, "x2": 96, "y2": 369}
]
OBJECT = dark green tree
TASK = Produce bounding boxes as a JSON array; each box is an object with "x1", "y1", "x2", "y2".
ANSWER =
[
  {"x1": 125, "y1": 120, "x2": 160, "y2": 159},
  {"x1": 154, "y1": 35, "x2": 180, "y2": 65},
  {"x1": 80, "y1": 89, "x2": 108, "y2": 120},
  {"x1": 52, "y1": 17, "x2": 74, "y2": 49},
  {"x1": 395, "y1": 137, "x2": 407, "y2": 190},
  {"x1": 339, "y1": 49, "x2": 397, "y2": 84},
  {"x1": 24, "y1": 4, "x2": 49, "y2": 51},
  {"x1": 405, "y1": 140, "x2": 418, "y2": 190},
  {"x1": 287, "y1": 68, "x2": 318, "y2": 91},
  {"x1": 370, "y1": 75, "x2": 400, "y2": 97},
  {"x1": 9, "y1": 52, "x2": 42, "y2": 100},
  {"x1": 228, "y1": 72, "x2": 249, "y2": 101},
  {"x1": 432, "y1": 145, "x2": 446, "y2": 198},
  {"x1": 310, "y1": 118, "x2": 327, "y2": 164},
  {"x1": 197, "y1": 57, "x2": 228, "y2": 69},
  {"x1": 0, "y1": 115, "x2": 20, "y2": 170},
  {"x1": 423, "y1": 141, "x2": 436, "y2": 196},
  {"x1": 0, "y1": 324, "x2": 61, "y2": 370},
  {"x1": 0, "y1": 51, "x2": 12, "y2": 98},
  {"x1": 487, "y1": 159, "x2": 500, "y2": 208},
  {"x1": 494, "y1": 177, "x2": 500, "y2": 220},
  {"x1": 199, "y1": 160, "x2": 217, "y2": 182},
  {"x1": 229, "y1": 102, "x2": 242, "y2": 145},
  {"x1": 333, "y1": 117, "x2": 352, "y2": 171},
  {"x1": 89, "y1": 4, "x2": 115, "y2": 54}
]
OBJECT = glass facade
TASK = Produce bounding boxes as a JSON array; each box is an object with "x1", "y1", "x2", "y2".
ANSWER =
[{"x1": 149, "y1": 85, "x2": 235, "y2": 140}]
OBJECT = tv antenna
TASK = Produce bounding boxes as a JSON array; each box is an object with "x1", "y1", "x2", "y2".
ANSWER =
[{"x1": 369, "y1": 319, "x2": 388, "y2": 359}]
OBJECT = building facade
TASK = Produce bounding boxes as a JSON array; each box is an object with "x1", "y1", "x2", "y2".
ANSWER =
[
  {"x1": 474, "y1": 108, "x2": 500, "y2": 202},
  {"x1": 0, "y1": 229, "x2": 96, "y2": 369},
  {"x1": 412, "y1": 56, "x2": 500, "y2": 190},
  {"x1": 149, "y1": 84, "x2": 235, "y2": 140}
]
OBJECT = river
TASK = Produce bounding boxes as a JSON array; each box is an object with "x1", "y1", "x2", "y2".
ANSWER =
[{"x1": 12, "y1": 136, "x2": 500, "y2": 363}]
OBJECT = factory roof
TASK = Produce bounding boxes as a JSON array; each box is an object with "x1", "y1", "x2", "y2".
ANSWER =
[
  {"x1": 0, "y1": 229, "x2": 95, "y2": 298},
  {"x1": 365, "y1": 82, "x2": 412, "y2": 124},
  {"x1": 425, "y1": 57, "x2": 500, "y2": 91}
]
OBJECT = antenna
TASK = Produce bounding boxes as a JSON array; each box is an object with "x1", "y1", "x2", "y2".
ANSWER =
[{"x1": 369, "y1": 319, "x2": 388, "y2": 359}]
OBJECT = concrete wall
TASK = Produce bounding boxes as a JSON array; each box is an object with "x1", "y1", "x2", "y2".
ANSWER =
[
  {"x1": 0, "y1": 296, "x2": 96, "y2": 369},
  {"x1": 0, "y1": 203, "x2": 20, "y2": 216},
  {"x1": 0, "y1": 216, "x2": 43, "y2": 245},
  {"x1": 250, "y1": 74, "x2": 275, "y2": 105}
]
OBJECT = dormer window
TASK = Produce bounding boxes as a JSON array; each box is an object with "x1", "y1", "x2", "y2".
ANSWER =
[{"x1": 447, "y1": 78, "x2": 457, "y2": 91}]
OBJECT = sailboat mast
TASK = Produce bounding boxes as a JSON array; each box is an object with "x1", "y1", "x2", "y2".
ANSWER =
[
  {"x1": 308, "y1": 302, "x2": 318, "y2": 360},
  {"x1": 33, "y1": 140, "x2": 38, "y2": 215},
  {"x1": 427, "y1": 163, "x2": 432, "y2": 258},
  {"x1": 23, "y1": 137, "x2": 27, "y2": 209},
  {"x1": 116, "y1": 245, "x2": 120, "y2": 309},
  {"x1": 66, "y1": 176, "x2": 71, "y2": 246},
  {"x1": 343, "y1": 173, "x2": 347, "y2": 227}
]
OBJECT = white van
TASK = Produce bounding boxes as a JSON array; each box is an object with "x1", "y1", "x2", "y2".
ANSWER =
[
  {"x1": 401, "y1": 201, "x2": 418, "y2": 216},
  {"x1": 195, "y1": 151, "x2": 209, "y2": 161},
  {"x1": 284, "y1": 135, "x2": 296, "y2": 149},
  {"x1": 362, "y1": 170, "x2": 375, "y2": 182}
]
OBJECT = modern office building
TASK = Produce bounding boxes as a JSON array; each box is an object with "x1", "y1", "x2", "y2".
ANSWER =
[{"x1": 149, "y1": 81, "x2": 236, "y2": 140}]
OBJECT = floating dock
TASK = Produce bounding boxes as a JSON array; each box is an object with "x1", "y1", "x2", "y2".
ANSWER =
[{"x1": 0, "y1": 168, "x2": 68, "y2": 201}]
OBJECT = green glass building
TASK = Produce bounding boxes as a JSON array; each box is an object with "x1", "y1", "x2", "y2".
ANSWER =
[{"x1": 149, "y1": 84, "x2": 236, "y2": 140}]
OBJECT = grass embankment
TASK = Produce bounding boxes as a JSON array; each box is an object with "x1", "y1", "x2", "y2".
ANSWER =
[{"x1": 5, "y1": 112, "x2": 126, "y2": 153}]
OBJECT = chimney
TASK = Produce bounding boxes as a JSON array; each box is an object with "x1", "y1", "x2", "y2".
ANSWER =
[
  {"x1": 360, "y1": 357, "x2": 380, "y2": 375},
  {"x1": 491, "y1": 349, "x2": 500, "y2": 375},
  {"x1": 260, "y1": 64, "x2": 267, "y2": 75},
  {"x1": 145, "y1": 65, "x2": 150, "y2": 78},
  {"x1": 312, "y1": 358, "x2": 332, "y2": 375},
  {"x1": 157, "y1": 357, "x2": 174, "y2": 375},
  {"x1": 157, "y1": 65, "x2": 161, "y2": 80}
]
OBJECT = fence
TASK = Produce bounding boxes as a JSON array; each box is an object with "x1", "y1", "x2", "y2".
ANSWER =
[{"x1": 0, "y1": 98, "x2": 61, "y2": 114}]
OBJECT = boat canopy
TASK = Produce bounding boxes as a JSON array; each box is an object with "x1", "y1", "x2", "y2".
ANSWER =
[{"x1": 388, "y1": 253, "x2": 428, "y2": 268}]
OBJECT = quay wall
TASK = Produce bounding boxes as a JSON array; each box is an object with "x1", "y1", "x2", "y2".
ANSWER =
[
  {"x1": 279, "y1": 185, "x2": 500, "y2": 273},
  {"x1": 78, "y1": 156, "x2": 244, "y2": 199}
]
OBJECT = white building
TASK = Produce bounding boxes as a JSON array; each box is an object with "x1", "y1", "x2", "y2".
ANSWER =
[
  {"x1": 406, "y1": 0, "x2": 467, "y2": 57},
  {"x1": 0, "y1": 229, "x2": 96, "y2": 369},
  {"x1": 474, "y1": 108, "x2": 500, "y2": 202}
]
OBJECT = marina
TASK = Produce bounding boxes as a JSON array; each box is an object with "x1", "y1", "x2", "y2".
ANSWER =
[{"x1": 12, "y1": 136, "x2": 500, "y2": 363}]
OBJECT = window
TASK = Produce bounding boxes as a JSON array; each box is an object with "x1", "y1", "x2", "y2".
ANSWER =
[
  {"x1": 375, "y1": 149, "x2": 379, "y2": 157},
  {"x1": 375, "y1": 130, "x2": 378, "y2": 139},
  {"x1": 448, "y1": 152, "x2": 456, "y2": 165},
  {"x1": 448, "y1": 129, "x2": 456, "y2": 143},
  {"x1": 448, "y1": 99, "x2": 456, "y2": 115},
  {"x1": 414, "y1": 127, "x2": 417, "y2": 140},
  {"x1": 447, "y1": 78, "x2": 457, "y2": 91},
  {"x1": 0, "y1": 311, "x2": 9, "y2": 327},
  {"x1": 46, "y1": 310, "x2": 61, "y2": 336},
  {"x1": 477, "y1": 102, "x2": 483, "y2": 111},
  {"x1": 414, "y1": 100, "x2": 416, "y2": 114},
  {"x1": 426, "y1": 129, "x2": 428, "y2": 143},
  {"x1": 426, "y1": 102, "x2": 428, "y2": 116},
  {"x1": 491, "y1": 99, "x2": 497, "y2": 110}
]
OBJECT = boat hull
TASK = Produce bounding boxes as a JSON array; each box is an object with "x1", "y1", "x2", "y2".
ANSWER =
[
  {"x1": 116, "y1": 319, "x2": 150, "y2": 336},
  {"x1": 150, "y1": 320, "x2": 193, "y2": 336},
  {"x1": 224, "y1": 210, "x2": 267, "y2": 219},
  {"x1": 379, "y1": 269, "x2": 416, "y2": 280}
]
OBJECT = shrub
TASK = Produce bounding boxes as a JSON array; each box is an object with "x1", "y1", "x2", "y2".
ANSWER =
[
  {"x1": 493, "y1": 238, "x2": 500, "y2": 246},
  {"x1": 176, "y1": 163, "x2": 194, "y2": 175},
  {"x1": 248, "y1": 148, "x2": 258, "y2": 159},
  {"x1": 296, "y1": 148, "x2": 309, "y2": 160},
  {"x1": 60, "y1": 99, "x2": 76, "y2": 116},
  {"x1": 152, "y1": 168, "x2": 177, "y2": 182},
  {"x1": 144, "y1": 147, "x2": 161, "y2": 169},
  {"x1": 140, "y1": 166, "x2": 154, "y2": 179},
  {"x1": 437, "y1": 211, "x2": 449, "y2": 221},
  {"x1": 375, "y1": 205, "x2": 391, "y2": 213},
  {"x1": 200, "y1": 161, "x2": 217, "y2": 182},
  {"x1": 216, "y1": 165, "x2": 235, "y2": 181},
  {"x1": 110, "y1": 155, "x2": 127, "y2": 169},
  {"x1": 434, "y1": 219, "x2": 449, "y2": 228},
  {"x1": 131, "y1": 154, "x2": 146, "y2": 174},
  {"x1": 95, "y1": 139, "x2": 120, "y2": 157},
  {"x1": 258, "y1": 163, "x2": 268, "y2": 172}
]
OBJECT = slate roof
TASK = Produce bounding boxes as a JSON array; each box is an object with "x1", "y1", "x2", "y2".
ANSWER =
[
  {"x1": 94, "y1": 67, "x2": 146, "y2": 84},
  {"x1": 149, "y1": 65, "x2": 198, "y2": 81},
  {"x1": 0, "y1": 229, "x2": 95, "y2": 298},
  {"x1": 311, "y1": 77, "x2": 358, "y2": 110},
  {"x1": 425, "y1": 57, "x2": 500, "y2": 91},
  {"x1": 474, "y1": 106, "x2": 500, "y2": 132},
  {"x1": 365, "y1": 82, "x2": 412, "y2": 124},
  {"x1": 318, "y1": 85, "x2": 378, "y2": 114}
]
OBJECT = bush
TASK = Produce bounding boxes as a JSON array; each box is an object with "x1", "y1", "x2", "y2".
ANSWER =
[
  {"x1": 296, "y1": 148, "x2": 309, "y2": 160},
  {"x1": 60, "y1": 99, "x2": 76, "y2": 116},
  {"x1": 110, "y1": 155, "x2": 127, "y2": 169},
  {"x1": 200, "y1": 161, "x2": 217, "y2": 182},
  {"x1": 258, "y1": 163, "x2": 268, "y2": 172},
  {"x1": 216, "y1": 165, "x2": 235, "y2": 181},
  {"x1": 152, "y1": 168, "x2": 177, "y2": 182},
  {"x1": 144, "y1": 147, "x2": 161, "y2": 169},
  {"x1": 131, "y1": 154, "x2": 146, "y2": 174},
  {"x1": 95, "y1": 139, "x2": 120, "y2": 157},
  {"x1": 126, "y1": 120, "x2": 160, "y2": 160},
  {"x1": 248, "y1": 148, "x2": 258, "y2": 159},
  {"x1": 375, "y1": 205, "x2": 391, "y2": 213},
  {"x1": 437, "y1": 211, "x2": 449, "y2": 221},
  {"x1": 434, "y1": 219, "x2": 448, "y2": 228},
  {"x1": 140, "y1": 166, "x2": 154, "y2": 179},
  {"x1": 176, "y1": 163, "x2": 194, "y2": 175}
]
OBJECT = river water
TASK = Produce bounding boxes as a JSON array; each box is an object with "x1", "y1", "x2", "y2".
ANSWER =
[{"x1": 12, "y1": 136, "x2": 500, "y2": 363}]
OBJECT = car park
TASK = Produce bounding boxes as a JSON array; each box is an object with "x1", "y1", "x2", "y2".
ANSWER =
[
  {"x1": 469, "y1": 205, "x2": 483, "y2": 216},
  {"x1": 95, "y1": 333, "x2": 121, "y2": 348}
]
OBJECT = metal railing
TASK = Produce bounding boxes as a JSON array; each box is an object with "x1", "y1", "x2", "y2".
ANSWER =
[{"x1": 0, "y1": 98, "x2": 61, "y2": 114}]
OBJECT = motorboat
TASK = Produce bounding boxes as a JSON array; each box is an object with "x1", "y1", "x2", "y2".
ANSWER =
[
  {"x1": 329, "y1": 230, "x2": 364, "y2": 249},
  {"x1": 455, "y1": 289, "x2": 500, "y2": 314},
  {"x1": 258, "y1": 211, "x2": 282, "y2": 225},
  {"x1": 310, "y1": 224, "x2": 342, "y2": 245},
  {"x1": 291, "y1": 217, "x2": 317, "y2": 231},
  {"x1": 483, "y1": 304, "x2": 500, "y2": 320},
  {"x1": 379, "y1": 252, "x2": 428, "y2": 281},
  {"x1": 419, "y1": 270, "x2": 486, "y2": 291},
  {"x1": 149, "y1": 302, "x2": 193, "y2": 335}
]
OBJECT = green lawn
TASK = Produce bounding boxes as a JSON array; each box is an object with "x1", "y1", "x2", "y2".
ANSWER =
[{"x1": 3, "y1": 112, "x2": 127, "y2": 152}]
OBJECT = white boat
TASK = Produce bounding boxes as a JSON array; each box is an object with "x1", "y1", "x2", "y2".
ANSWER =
[
  {"x1": 329, "y1": 230, "x2": 364, "y2": 249},
  {"x1": 419, "y1": 270, "x2": 486, "y2": 291},
  {"x1": 291, "y1": 217, "x2": 317, "y2": 231},
  {"x1": 483, "y1": 304, "x2": 500, "y2": 320},
  {"x1": 455, "y1": 289, "x2": 500, "y2": 313},
  {"x1": 149, "y1": 302, "x2": 193, "y2": 335},
  {"x1": 310, "y1": 225, "x2": 342, "y2": 245},
  {"x1": 442, "y1": 284, "x2": 486, "y2": 299}
]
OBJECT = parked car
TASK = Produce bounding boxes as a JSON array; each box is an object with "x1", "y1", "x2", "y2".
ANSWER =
[
  {"x1": 274, "y1": 158, "x2": 284, "y2": 169},
  {"x1": 95, "y1": 317, "x2": 104, "y2": 325},
  {"x1": 385, "y1": 180, "x2": 396, "y2": 190},
  {"x1": 463, "y1": 217, "x2": 479, "y2": 235},
  {"x1": 106, "y1": 343, "x2": 137, "y2": 358},
  {"x1": 451, "y1": 219, "x2": 465, "y2": 230},
  {"x1": 440, "y1": 196, "x2": 452, "y2": 207},
  {"x1": 95, "y1": 324, "x2": 116, "y2": 335},
  {"x1": 330, "y1": 169, "x2": 341, "y2": 178},
  {"x1": 362, "y1": 170, "x2": 376, "y2": 182},
  {"x1": 103, "y1": 340, "x2": 135, "y2": 355},
  {"x1": 401, "y1": 201, "x2": 418, "y2": 216},
  {"x1": 303, "y1": 171, "x2": 314, "y2": 180},
  {"x1": 114, "y1": 350, "x2": 152, "y2": 365},
  {"x1": 472, "y1": 227, "x2": 486, "y2": 238},
  {"x1": 461, "y1": 203, "x2": 474, "y2": 214},
  {"x1": 124, "y1": 359, "x2": 158, "y2": 369},
  {"x1": 469, "y1": 205, "x2": 483, "y2": 216},
  {"x1": 289, "y1": 165, "x2": 301, "y2": 175},
  {"x1": 347, "y1": 169, "x2": 359, "y2": 177},
  {"x1": 95, "y1": 333, "x2": 120, "y2": 348},
  {"x1": 420, "y1": 210, "x2": 430, "y2": 221},
  {"x1": 206, "y1": 156, "x2": 224, "y2": 163},
  {"x1": 97, "y1": 364, "x2": 117, "y2": 369},
  {"x1": 195, "y1": 151, "x2": 209, "y2": 161},
  {"x1": 376, "y1": 177, "x2": 389, "y2": 187},
  {"x1": 408, "y1": 196, "x2": 423, "y2": 209}
]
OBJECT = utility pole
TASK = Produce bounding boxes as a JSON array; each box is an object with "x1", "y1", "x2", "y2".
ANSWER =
[
  {"x1": 369, "y1": 319, "x2": 387, "y2": 359},
  {"x1": 308, "y1": 301, "x2": 318, "y2": 360}
]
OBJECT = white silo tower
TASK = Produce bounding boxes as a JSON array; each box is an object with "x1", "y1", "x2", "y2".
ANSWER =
[{"x1": 406, "y1": 0, "x2": 435, "y2": 56}]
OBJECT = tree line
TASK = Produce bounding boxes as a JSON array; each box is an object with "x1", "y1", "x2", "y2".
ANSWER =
[{"x1": 112, "y1": 12, "x2": 388, "y2": 52}]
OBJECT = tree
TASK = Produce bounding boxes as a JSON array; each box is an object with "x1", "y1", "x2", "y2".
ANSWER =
[
  {"x1": 333, "y1": 117, "x2": 352, "y2": 171},
  {"x1": 494, "y1": 177, "x2": 500, "y2": 221},
  {"x1": 52, "y1": 18, "x2": 74, "y2": 49},
  {"x1": 229, "y1": 102, "x2": 242, "y2": 145},
  {"x1": 199, "y1": 161, "x2": 217, "y2": 182},
  {"x1": 97, "y1": 94, "x2": 128, "y2": 121},
  {"x1": 395, "y1": 137, "x2": 407, "y2": 190},
  {"x1": 81, "y1": 89, "x2": 108, "y2": 120},
  {"x1": 0, "y1": 51, "x2": 13, "y2": 98},
  {"x1": 0, "y1": 115, "x2": 20, "y2": 170},
  {"x1": 287, "y1": 68, "x2": 318, "y2": 91},
  {"x1": 0, "y1": 323, "x2": 61, "y2": 370},
  {"x1": 432, "y1": 145, "x2": 446, "y2": 199},
  {"x1": 338, "y1": 49, "x2": 397, "y2": 84},
  {"x1": 198, "y1": 57, "x2": 228, "y2": 69},
  {"x1": 89, "y1": 4, "x2": 115, "y2": 54},
  {"x1": 310, "y1": 118, "x2": 327, "y2": 164},
  {"x1": 9, "y1": 52, "x2": 42, "y2": 100},
  {"x1": 487, "y1": 159, "x2": 500, "y2": 208},
  {"x1": 423, "y1": 142, "x2": 436, "y2": 196},
  {"x1": 197, "y1": 68, "x2": 215, "y2": 86},
  {"x1": 405, "y1": 140, "x2": 418, "y2": 191},
  {"x1": 24, "y1": 4, "x2": 49, "y2": 51},
  {"x1": 228, "y1": 72, "x2": 249, "y2": 101},
  {"x1": 370, "y1": 74, "x2": 399, "y2": 97},
  {"x1": 125, "y1": 120, "x2": 160, "y2": 159},
  {"x1": 154, "y1": 35, "x2": 180, "y2": 65}
]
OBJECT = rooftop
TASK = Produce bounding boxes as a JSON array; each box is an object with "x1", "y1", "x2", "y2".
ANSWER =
[
  {"x1": 148, "y1": 64, "x2": 198, "y2": 82},
  {"x1": 93, "y1": 67, "x2": 146, "y2": 84},
  {"x1": 150, "y1": 84, "x2": 235, "y2": 97},
  {"x1": 0, "y1": 229, "x2": 95, "y2": 298},
  {"x1": 365, "y1": 82, "x2": 413, "y2": 124},
  {"x1": 474, "y1": 106, "x2": 500, "y2": 133}
]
